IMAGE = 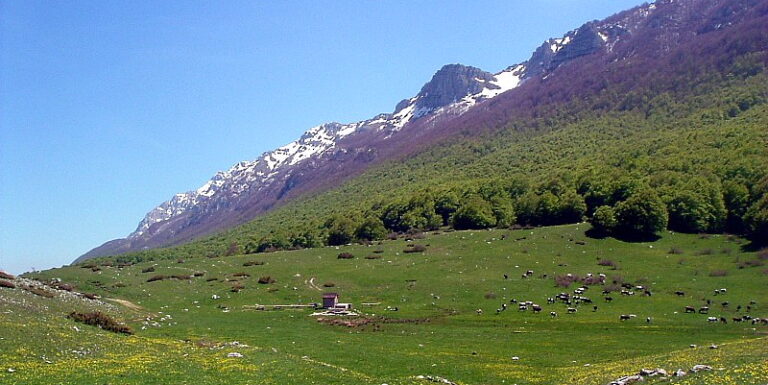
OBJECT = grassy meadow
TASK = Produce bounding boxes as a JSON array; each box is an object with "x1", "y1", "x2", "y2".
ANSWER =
[{"x1": 2, "y1": 224, "x2": 767, "y2": 384}]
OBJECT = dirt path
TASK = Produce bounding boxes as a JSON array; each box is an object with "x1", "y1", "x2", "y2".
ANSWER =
[
  {"x1": 104, "y1": 298, "x2": 145, "y2": 312},
  {"x1": 307, "y1": 277, "x2": 322, "y2": 291}
]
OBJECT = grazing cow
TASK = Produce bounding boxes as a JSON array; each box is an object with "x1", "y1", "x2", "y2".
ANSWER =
[
  {"x1": 675, "y1": 291, "x2": 685, "y2": 296},
  {"x1": 684, "y1": 306, "x2": 696, "y2": 313},
  {"x1": 503, "y1": 274, "x2": 509, "y2": 280},
  {"x1": 531, "y1": 304, "x2": 542, "y2": 313},
  {"x1": 619, "y1": 314, "x2": 636, "y2": 321},
  {"x1": 547, "y1": 297, "x2": 556, "y2": 304},
  {"x1": 550, "y1": 311, "x2": 558, "y2": 317},
  {"x1": 643, "y1": 290, "x2": 652, "y2": 297},
  {"x1": 721, "y1": 301, "x2": 729, "y2": 308},
  {"x1": 501, "y1": 303, "x2": 507, "y2": 310},
  {"x1": 699, "y1": 306, "x2": 709, "y2": 314},
  {"x1": 736, "y1": 305, "x2": 742, "y2": 312},
  {"x1": 720, "y1": 317, "x2": 727, "y2": 324},
  {"x1": 746, "y1": 305, "x2": 751, "y2": 312},
  {"x1": 476, "y1": 309, "x2": 483, "y2": 315},
  {"x1": 646, "y1": 317, "x2": 652, "y2": 323},
  {"x1": 518, "y1": 304, "x2": 528, "y2": 311},
  {"x1": 593, "y1": 306, "x2": 599, "y2": 312},
  {"x1": 707, "y1": 317, "x2": 718, "y2": 322},
  {"x1": 732, "y1": 317, "x2": 742, "y2": 323},
  {"x1": 567, "y1": 307, "x2": 577, "y2": 314},
  {"x1": 605, "y1": 296, "x2": 613, "y2": 303}
]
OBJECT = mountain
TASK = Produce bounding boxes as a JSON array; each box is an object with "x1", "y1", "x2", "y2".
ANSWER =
[{"x1": 77, "y1": 0, "x2": 768, "y2": 262}]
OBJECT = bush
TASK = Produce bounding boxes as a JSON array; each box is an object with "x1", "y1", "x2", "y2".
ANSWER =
[
  {"x1": 258, "y1": 276, "x2": 276, "y2": 284},
  {"x1": 668, "y1": 247, "x2": 684, "y2": 254},
  {"x1": 193, "y1": 272, "x2": 205, "y2": 277},
  {"x1": 23, "y1": 286, "x2": 54, "y2": 298},
  {"x1": 709, "y1": 270, "x2": 728, "y2": 277},
  {"x1": 372, "y1": 249, "x2": 384, "y2": 254},
  {"x1": 757, "y1": 248, "x2": 768, "y2": 260},
  {"x1": 597, "y1": 259, "x2": 619, "y2": 269},
  {"x1": 695, "y1": 249, "x2": 714, "y2": 256},
  {"x1": 205, "y1": 278, "x2": 218, "y2": 282},
  {"x1": 554, "y1": 274, "x2": 576, "y2": 288},
  {"x1": 737, "y1": 260, "x2": 765, "y2": 269},
  {"x1": 0, "y1": 271, "x2": 15, "y2": 280},
  {"x1": 146, "y1": 275, "x2": 167, "y2": 283},
  {"x1": 0, "y1": 280, "x2": 16, "y2": 289},
  {"x1": 232, "y1": 272, "x2": 251, "y2": 278},
  {"x1": 337, "y1": 252, "x2": 355, "y2": 259},
  {"x1": 453, "y1": 195, "x2": 497, "y2": 230},
  {"x1": 243, "y1": 261, "x2": 265, "y2": 267},
  {"x1": 403, "y1": 244, "x2": 427, "y2": 253},
  {"x1": 82, "y1": 293, "x2": 98, "y2": 300},
  {"x1": 141, "y1": 266, "x2": 156, "y2": 273},
  {"x1": 53, "y1": 283, "x2": 74, "y2": 292},
  {"x1": 323, "y1": 282, "x2": 336, "y2": 287},
  {"x1": 171, "y1": 274, "x2": 192, "y2": 280},
  {"x1": 590, "y1": 205, "x2": 617, "y2": 234},
  {"x1": 67, "y1": 311, "x2": 133, "y2": 335},
  {"x1": 231, "y1": 283, "x2": 245, "y2": 292},
  {"x1": 484, "y1": 292, "x2": 497, "y2": 299},
  {"x1": 365, "y1": 255, "x2": 382, "y2": 259}
]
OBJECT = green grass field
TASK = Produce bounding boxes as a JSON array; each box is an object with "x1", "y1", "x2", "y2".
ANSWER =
[{"x1": 2, "y1": 224, "x2": 767, "y2": 384}]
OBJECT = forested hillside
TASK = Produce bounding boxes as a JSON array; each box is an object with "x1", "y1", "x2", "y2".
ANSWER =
[{"x1": 90, "y1": 59, "x2": 768, "y2": 265}]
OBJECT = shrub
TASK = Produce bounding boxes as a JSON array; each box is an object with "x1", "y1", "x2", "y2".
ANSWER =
[
  {"x1": 597, "y1": 259, "x2": 618, "y2": 269},
  {"x1": 176, "y1": 258, "x2": 185, "y2": 264},
  {"x1": 737, "y1": 260, "x2": 765, "y2": 269},
  {"x1": 258, "y1": 276, "x2": 276, "y2": 284},
  {"x1": 403, "y1": 244, "x2": 427, "y2": 253},
  {"x1": 243, "y1": 261, "x2": 265, "y2": 267},
  {"x1": 146, "y1": 275, "x2": 167, "y2": 283},
  {"x1": 67, "y1": 311, "x2": 133, "y2": 335},
  {"x1": 141, "y1": 266, "x2": 156, "y2": 273},
  {"x1": 193, "y1": 272, "x2": 205, "y2": 277},
  {"x1": 668, "y1": 247, "x2": 684, "y2": 254},
  {"x1": 112, "y1": 282, "x2": 127, "y2": 288},
  {"x1": 323, "y1": 282, "x2": 336, "y2": 287},
  {"x1": 709, "y1": 270, "x2": 728, "y2": 277},
  {"x1": 554, "y1": 274, "x2": 576, "y2": 288},
  {"x1": 0, "y1": 271, "x2": 15, "y2": 280},
  {"x1": 231, "y1": 283, "x2": 245, "y2": 293},
  {"x1": 24, "y1": 286, "x2": 54, "y2": 298},
  {"x1": 0, "y1": 280, "x2": 16, "y2": 289},
  {"x1": 81, "y1": 263, "x2": 97, "y2": 269},
  {"x1": 170, "y1": 274, "x2": 192, "y2": 280},
  {"x1": 373, "y1": 249, "x2": 384, "y2": 254},
  {"x1": 365, "y1": 255, "x2": 382, "y2": 259},
  {"x1": 267, "y1": 287, "x2": 279, "y2": 292},
  {"x1": 757, "y1": 248, "x2": 768, "y2": 260},
  {"x1": 337, "y1": 252, "x2": 355, "y2": 259},
  {"x1": 205, "y1": 278, "x2": 218, "y2": 282},
  {"x1": 614, "y1": 190, "x2": 668, "y2": 236},
  {"x1": 82, "y1": 293, "x2": 98, "y2": 300},
  {"x1": 695, "y1": 249, "x2": 714, "y2": 256},
  {"x1": 232, "y1": 272, "x2": 251, "y2": 278},
  {"x1": 53, "y1": 283, "x2": 74, "y2": 292},
  {"x1": 484, "y1": 292, "x2": 497, "y2": 299}
]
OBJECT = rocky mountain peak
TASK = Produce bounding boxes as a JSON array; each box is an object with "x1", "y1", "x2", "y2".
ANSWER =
[{"x1": 413, "y1": 64, "x2": 498, "y2": 112}]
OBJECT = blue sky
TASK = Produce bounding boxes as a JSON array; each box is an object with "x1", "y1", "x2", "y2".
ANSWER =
[{"x1": 0, "y1": 1, "x2": 645, "y2": 274}]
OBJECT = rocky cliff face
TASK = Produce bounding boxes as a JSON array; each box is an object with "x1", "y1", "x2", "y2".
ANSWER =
[{"x1": 78, "y1": 0, "x2": 766, "y2": 262}]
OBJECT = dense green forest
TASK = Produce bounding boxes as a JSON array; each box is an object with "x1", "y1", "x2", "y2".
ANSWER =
[{"x1": 92, "y1": 60, "x2": 768, "y2": 265}]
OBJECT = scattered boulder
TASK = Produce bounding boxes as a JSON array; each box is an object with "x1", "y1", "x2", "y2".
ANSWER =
[
  {"x1": 608, "y1": 374, "x2": 644, "y2": 385},
  {"x1": 691, "y1": 364, "x2": 712, "y2": 373},
  {"x1": 227, "y1": 352, "x2": 243, "y2": 358},
  {"x1": 673, "y1": 369, "x2": 687, "y2": 377}
]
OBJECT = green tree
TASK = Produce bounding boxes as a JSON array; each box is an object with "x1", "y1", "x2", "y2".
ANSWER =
[
  {"x1": 453, "y1": 195, "x2": 497, "y2": 230},
  {"x1": 356, "y1": 216, "x2": 388, "y2": 241},
  {"x1": 558, "y1": 191, "x2": 587, "y2": 224},
  {"x1": 490, "y1": 196, "x2": 516, "y2": 228},
  {"x1": 435, "y1": 190, "x2": 461, "y2": 226},
  {"x1": 591, "y1": 205, "x2": 617, "y2": 234},
  {"x1": 326, "y1": 215, "x2": 359, "y2": 246},
  {"x1": 744, "y1": 194, "x2": 768, "y2": 243},
  {"x1": 723, "y1": 181, "x2": 750, "y2": 233},
  {"x1": 614, "y1": 190, "x2": 669, "y2": 236}
]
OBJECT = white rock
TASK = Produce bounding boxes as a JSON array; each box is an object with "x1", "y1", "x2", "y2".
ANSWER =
[{"x1": 227, "y1": 352, "x2": 243, "y2": 358}]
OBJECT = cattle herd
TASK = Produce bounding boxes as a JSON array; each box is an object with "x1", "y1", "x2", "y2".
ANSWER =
[{"x1": 479, "y1": 270, "x2": 767, "y2": 326}]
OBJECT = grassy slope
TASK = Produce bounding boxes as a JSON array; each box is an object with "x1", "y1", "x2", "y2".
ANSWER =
[{"x1": 6, "y1": 224, "x2": 767, "y2": 384}]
